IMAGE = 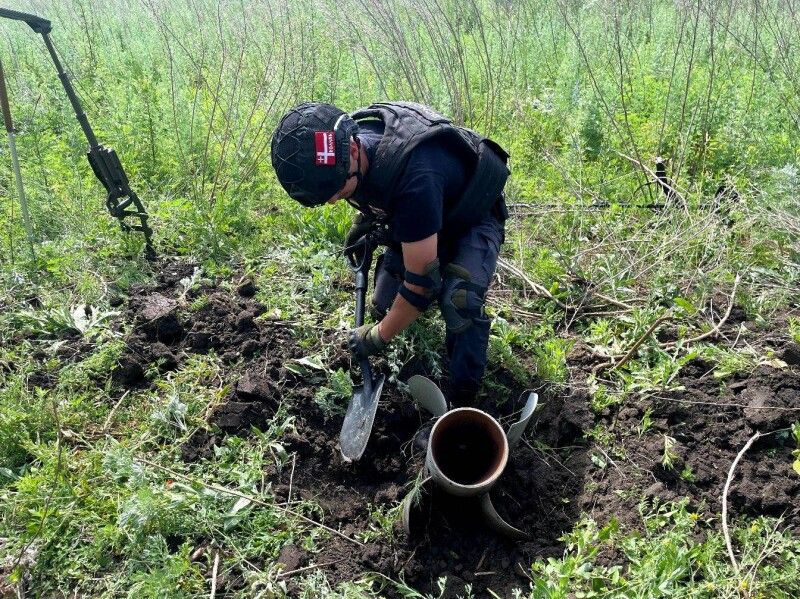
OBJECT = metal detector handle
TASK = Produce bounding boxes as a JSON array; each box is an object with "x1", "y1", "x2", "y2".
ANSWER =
[
  {"x1": 0, "y1": 58, "x2": 13, "y2": 133},
  {"x1": 0, "y1": 5, "x2": 154, "y2": 259},
  {"x1": 0, "y1": 8, "x2": 52, "y2": 33}
]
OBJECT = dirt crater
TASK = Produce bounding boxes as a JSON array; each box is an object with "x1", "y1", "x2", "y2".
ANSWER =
[{"x1": 110, "y1": 258, "x2": 799, "y2": 596}]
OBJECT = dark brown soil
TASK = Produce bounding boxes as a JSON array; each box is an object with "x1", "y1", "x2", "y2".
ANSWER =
[{"x1": 112, "y1": 258, "x2": 800, "y2": 597}]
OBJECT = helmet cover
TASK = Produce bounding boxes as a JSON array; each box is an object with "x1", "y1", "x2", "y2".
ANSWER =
[{"x1": 271, "y1": 102, "x2": 359, "y2": 206}]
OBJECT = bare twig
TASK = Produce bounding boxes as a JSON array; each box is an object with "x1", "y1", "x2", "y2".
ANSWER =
[
  {"x1": 614, "y1": 150, "x2": 688, "y2": 207},
  {"x1": 475, "y1": 548, "x2": 489, "y2": 572},
  {"x1": 607, "y1": 310, "x2": 673, "y2": 374},
  {"x1": 591, "y1": 290, "x2": 634, "y2": 311},
  {"x1": 287, "y1": 453, "x2": 296, "y2": 505},
  {"x1": 103, "y1": 390, "x2": 130, "y2": 431},
  {"x1": 497, "y1": 258, "x2": 566, "y2": 309},
  {"x1": 210, "y1": 550, "x2": 220, "y2": 599},
  {"x1": 594, "y1": 444, "x2": 625, "y2": 477},
  {"x1": 138, "y1": 458, "x2": 364, "y2": 547},
  {"x1": 722, "y1": 430, "x2": 762, "y2": 574},
  {"x1": 647, "y1": 394, "x2": 800, "y2": 412},
  {"x1": 277, "y1": 558, "x2": 346, "y2": 579}
]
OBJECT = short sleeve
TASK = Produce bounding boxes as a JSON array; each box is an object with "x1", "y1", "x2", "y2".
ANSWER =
[{"x1": 388, "y1": 149, "x2": 445, "y2": 243}]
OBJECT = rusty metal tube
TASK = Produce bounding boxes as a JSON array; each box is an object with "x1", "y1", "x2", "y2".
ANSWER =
[{"x1": 425, "y1": 408, "x2": 509, "y2": 497}]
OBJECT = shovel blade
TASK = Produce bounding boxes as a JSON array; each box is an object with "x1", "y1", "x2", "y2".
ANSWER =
[{"x1": 340, "y1": 374, "x2": 385, "y2": 462}]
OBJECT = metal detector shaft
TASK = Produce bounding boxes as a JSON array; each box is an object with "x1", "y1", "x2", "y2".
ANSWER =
[{"x1": 0, "y1": 57, "x2": 35, "y2": 259}]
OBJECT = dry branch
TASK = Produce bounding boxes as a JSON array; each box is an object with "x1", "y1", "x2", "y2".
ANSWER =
[
  {"x1": 722, "y1": 431, "x2": 762, "y2": 574},
  {"x1": 210, "y1": 550, "x2": 220, "y2": 599},
  {"x1": 662, "y1": 274, "x2": 741, "y2": 349},
  {"x1": 497, "y1": 258, "x2": 566, "y2": 309},
  {"x1": 593, "y1": 310, "x2": 674, "y2": 377},
  {"x1": 610, "y1": 310, "x2": 674, "y2": 373},
  {"x1": 614, "y1": 150, "x2": 688, "y2": 207}
]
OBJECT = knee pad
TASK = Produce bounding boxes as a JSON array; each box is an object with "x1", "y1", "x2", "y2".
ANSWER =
[{"x1": 440, "y1": 263, "x2": 487, "y2": 334}]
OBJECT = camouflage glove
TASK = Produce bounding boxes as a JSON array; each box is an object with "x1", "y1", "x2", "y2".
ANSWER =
[
  {"x1": 344, "y1": 212, "x2": 374, "y2": 267},
  {"x1": 349, "y1": 323, "x2": 388, "y2": 359}
]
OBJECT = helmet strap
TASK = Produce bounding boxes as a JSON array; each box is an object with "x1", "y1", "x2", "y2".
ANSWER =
[
  {"x1": 344, "y1": 136, "x2": 368, "y2": 213},
  {"x1": 345, "y1": 136, "x2": 363, "y2": 188}
]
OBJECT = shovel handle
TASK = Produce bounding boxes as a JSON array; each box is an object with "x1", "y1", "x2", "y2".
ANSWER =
[
  {"x1": 354, "y1": 269, "x2": 368, "y2": 327},
  {"x1": 351, "y1": 234, "x2": 374, "y2": 328}
]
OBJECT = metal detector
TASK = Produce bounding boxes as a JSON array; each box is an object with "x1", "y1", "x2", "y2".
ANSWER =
[{"x1": 0, "y1": 7, "x2": 155, "y2": 259}]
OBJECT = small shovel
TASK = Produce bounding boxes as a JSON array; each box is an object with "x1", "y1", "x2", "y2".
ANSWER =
[{"x1": 340, "y1": 235, "x2": 385, "y2": 462}]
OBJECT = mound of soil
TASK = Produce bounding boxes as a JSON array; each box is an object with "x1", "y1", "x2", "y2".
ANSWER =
[{"x1": 112, "y1": 258, "x2": 800, "y2": 596}]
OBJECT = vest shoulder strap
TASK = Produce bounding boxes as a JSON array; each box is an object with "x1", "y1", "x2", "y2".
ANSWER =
[
  {"x1": 351, "y1": 102, "x2": 472, "y2": 197},
  {"x1": 350, "y1": 102, "x2": 510, "y2": 228}
]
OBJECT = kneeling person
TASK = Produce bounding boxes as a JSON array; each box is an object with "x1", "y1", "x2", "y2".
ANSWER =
[{"x1": 270, "y1": 102, "x2": 510, "y2": 406}]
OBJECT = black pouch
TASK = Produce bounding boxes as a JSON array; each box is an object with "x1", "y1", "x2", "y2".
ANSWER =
[
  {"x1": 447, "y1": 136, "x2": 510, "y2": 231},
  {"x1": 492, "y1": 193, "x2": 509, "y2": 222}
]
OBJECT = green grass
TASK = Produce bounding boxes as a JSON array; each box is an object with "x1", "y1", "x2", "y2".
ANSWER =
[{"x1": 527, "y1": 500, "x2": 800, "y2": 599}]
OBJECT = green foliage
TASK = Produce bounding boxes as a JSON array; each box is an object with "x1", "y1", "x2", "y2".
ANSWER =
[
  {"x1": 0, "y1": 380, "x2": 57, "y2": 471},
  {"x1": 488, "y1": 317, "x2": 532, "y2": 386},
  {"x1": 680, "y1": 466, "x2": 696, "y2": 483},
  {"x1": 637, "y1": 409, "x2": 654, "y2": 438},
  {"x1": 661, "y1": 435, "x2": 679, "y2": 471},
  {"x1": 315, "y1": 368, "x2": 354, "y2": 419},
  {"x1": 792, "y1": 422, "x2": 800, "y2": 477},
  {"x1": 126, "y1": 540, "x2": 205, "y2": 598},
  {"x1": 789, "y1": 317, "x2": 800, "y2": 344},
  {"x1": 533, "y1": 337, "x2": 572, "y2": 385},
  {"x1": 693, "y1": 344, "x2": 759, "y2": 380},
  {"x1": 527, "y1": 501, "x2": 800, "y2": 598},
  {"x1": 2, "y1": 303, "x2": 119, "y2": 340},
  {"x1": 358, "y1": 502, "x2": 403, "y2": 544},
  {"x1": 589, "y1": 383, "x2": 626, "y2": 413}
]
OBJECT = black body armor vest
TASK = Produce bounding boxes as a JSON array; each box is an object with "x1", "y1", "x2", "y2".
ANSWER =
[{"x1": 350, "y1": 102, "x2": 510, "y2": 231}]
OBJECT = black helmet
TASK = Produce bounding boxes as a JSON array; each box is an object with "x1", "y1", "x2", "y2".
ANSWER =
[{"x1": 270, "y1": 102, "x2": 360, "y2": 207}]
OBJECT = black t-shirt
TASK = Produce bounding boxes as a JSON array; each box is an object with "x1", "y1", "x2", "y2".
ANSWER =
[{"x1": 355, "y1": 121, "x2": 468, "y2": 243}]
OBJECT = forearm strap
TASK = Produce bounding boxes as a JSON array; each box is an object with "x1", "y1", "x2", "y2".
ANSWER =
[
  {"x1": 399, "y1": 283, "x2": 434, "y2": 310},
  {"x1": 398, "y1": 258, "x2": 442, "y2": 311}
]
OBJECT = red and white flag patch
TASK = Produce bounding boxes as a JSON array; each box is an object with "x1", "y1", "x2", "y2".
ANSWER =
[{"x1": 315, "y1": 131, "x2": 336, "y2": 166}]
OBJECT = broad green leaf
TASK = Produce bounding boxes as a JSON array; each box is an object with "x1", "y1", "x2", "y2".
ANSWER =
[
  {"x1": 229, "y1": 496, "x2": 252, "y2": 515},
  {"x1": 673, "y1": 297, "x2": 697, "y2": 314}
]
